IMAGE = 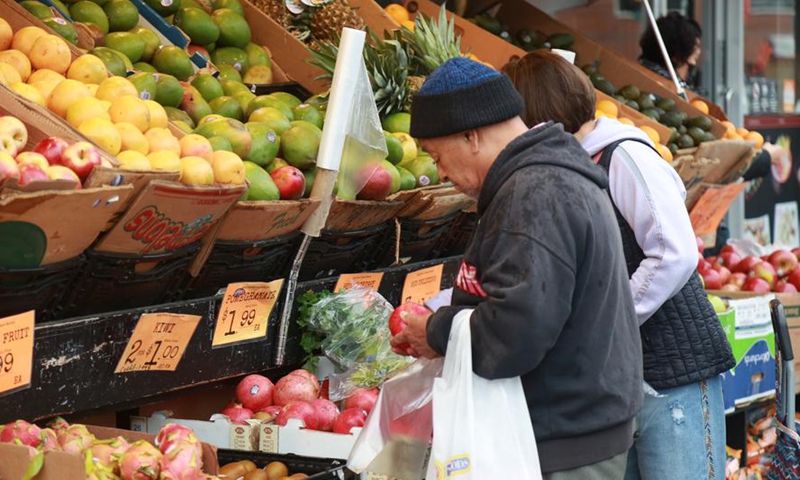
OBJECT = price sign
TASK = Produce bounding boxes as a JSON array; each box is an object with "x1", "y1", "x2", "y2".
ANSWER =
[
  {"x1": 689, "y1": 183, "x2": 746, "y2": 236},
  {"x1": 115, "y1": 313, "x2": 201, "y2": 373},
  {"x1": 212, "y1": 280, "x2": 283, "y2": 347},
  {"x1": 401, "y1": 264, "x2": 444, "y2": 305},
  {"x1": 334, "y1": 272, "x2": 384, "y2": 293},
  {"x1": 0, "y1": 311, "x2": 34, "y2": 395}
]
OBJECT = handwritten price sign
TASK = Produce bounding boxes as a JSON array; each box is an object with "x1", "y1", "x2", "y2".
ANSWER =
[
  {"x1": 0, "y1": 311, "x2": 34, "y2": 395},
  {"x1": 334, "y1": 272, "x2": 384, "y2": 292},
  {"x1": 401, "y1": 264, "x2": 444, "y2": 305},
  {"x1": 212, "y1": 280, "x2": 283, "y2": 347},
  {"x1": 115, "y1": 313, "x2": 201, "y2": 373}
]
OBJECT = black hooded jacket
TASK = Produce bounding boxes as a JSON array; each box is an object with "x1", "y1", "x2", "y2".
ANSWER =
[{"x1": 426, "y1": 122, "x2": 643, "y2": 473}]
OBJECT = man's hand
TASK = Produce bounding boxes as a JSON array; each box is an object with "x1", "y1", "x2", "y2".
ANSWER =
[{"x1": 390, "y1": 309, "x2": 440, "y2": 359}]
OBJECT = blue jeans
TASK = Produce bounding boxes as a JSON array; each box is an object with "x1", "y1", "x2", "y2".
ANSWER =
[{"x1": 624, "y1": 376, "x2": 726, "y2": 480}]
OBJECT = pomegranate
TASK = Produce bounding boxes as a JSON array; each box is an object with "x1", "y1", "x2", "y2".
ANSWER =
[
  {"x1": 220, "y1": 404, "x2": 253, "y2": 424},
  {"x1": 254, "y1": 405, "x2": 282, "y2": 422},
  {"x1": 344, "y1": 388, "x2": 380, "y2": 415},
  {"x1": 275, "y1": 401, "x2": 319, "y2": 430},
  {"x1": 235, "y1": 374, "x2": 275, "y2": 411},
  {"x1": 332, "y1": 408, "x2": 367, "y2": 435},
  {"x1": 389, "y1": 302, "x2": 428, "y2": 350},
  {"x1": 0, "y1": 420, "x2": 42, "y2": 447},
  {"x1": 273, "y1": 374, "x2": 319, "y2": 406},
  {"x1": 287, "y1": 369, "x2": 320, "y2": 391},
  {"x1": 310, "y1": 399, "x2": 340, "y2": 432}
]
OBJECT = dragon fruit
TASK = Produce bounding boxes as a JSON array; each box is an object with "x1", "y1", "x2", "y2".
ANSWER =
[
  {"x1": 39, "y1": 428, "x2": 58, "y2": 451},
  {"x1": 1, "y1": 420, "x2": 43, "y2": 448},
  {"x1": 118, "y1": 440, "x2": 162, "y2": 480},
  {"x1": 57, "y1": 424, "x2": 94, "y2": 455},
  {"x1": 85, "y1": 449, "x2": 121, "y2": 480},
  {"x1": 91, "y1": 436, "x2": 130, "y2": 472},
  {"x1": 158, "y1": 441, "x2": 204, "y2": 480},
  {"x1": 47, "y1": 417, "x2": 70, "y2": 433},
  {"x1": 154, "y1": 424, "x2": 200, "y2": 456}
]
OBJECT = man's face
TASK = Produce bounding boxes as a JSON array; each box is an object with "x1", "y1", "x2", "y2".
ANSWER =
[
  {"x1": 419, "y1": 133, "x2": 483, "y2": 198},
  {"x1": 688, "y1": 38, "x2": 702, "y2": 66}
]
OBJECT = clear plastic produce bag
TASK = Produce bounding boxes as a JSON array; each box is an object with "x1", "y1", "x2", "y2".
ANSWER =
[
  {"x1": 348, "y1": 357, "x2": 443, "y2": 480},
  {"x1": 426, "y1": 309, "x2": 542, "y2": 480}
]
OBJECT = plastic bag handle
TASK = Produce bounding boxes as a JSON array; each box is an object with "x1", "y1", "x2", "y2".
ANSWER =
[{"x1": 770, "y1": 299, "x2": 794, "y2": 361}]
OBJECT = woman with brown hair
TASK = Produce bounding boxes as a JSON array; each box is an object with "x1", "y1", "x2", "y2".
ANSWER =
[{"x1": 503, "y1": 50, "x2": 734, "y2": 480}]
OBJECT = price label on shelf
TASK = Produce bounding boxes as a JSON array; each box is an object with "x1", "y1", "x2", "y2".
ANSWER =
[
  {"x1": 212, "y1": 280, "x2": 283, "y2": 347},
  {"x1": 401, "y1": 264, "x2": 444, "y2": 305},
  {"x1": 115, "y1": 313, "x2": 201, "y2": 373},
  {"x1": 0, "y1": 311, "x2": 34, "y2": 395},
  {"x1": 334, "y1": 272, "x2": 384, "y2": 293}
]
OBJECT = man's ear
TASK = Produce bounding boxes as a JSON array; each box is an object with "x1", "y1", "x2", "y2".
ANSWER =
[{"x1": 466, "y1": 129, "x2": 480, "y2": 154}]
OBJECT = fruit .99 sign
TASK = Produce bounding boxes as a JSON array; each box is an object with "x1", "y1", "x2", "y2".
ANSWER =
[
  {"x1": 115, "y1": 313, "x2": 201, "y2": 373},
  {"x1": 212, "y1": 280, "x2": 283, "y2": 347},
  {"x1": 0, "y1": 311, "x2": 34, "y2": 396}
]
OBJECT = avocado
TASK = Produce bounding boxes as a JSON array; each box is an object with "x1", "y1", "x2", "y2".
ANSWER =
[
  {"x1": 582, "y1": 64, "x2": 598, "y2": 76},
  {"x1": 654, "y1": 107, "x2": 666, "y2": 117},
  {"x1": 656, "y1": 98, "x2": 676, "y2": 111},
  {"x1": 614, "y1": 95, "x2": 627, "y2": 103},
  {"x1": 687, "y1": 115, "x2": 713, "y2": 132},
  {"x1": 596, "y1": 79, "x2": 616, "y2": 96},
  {"x1": 619, "y1": 85, "x2": 640, "y2": 101},
  {"x1": 668, "y1": 127, "x2": 679, "y2": 143},
  {"x1": 678, "y1": 125, "x2": 687, "y2": 134},
  {"x1": 661, "y1": 111, "x2": 683, "y2": 129},
  {"x1": 472, "y1": 14, "x2": 502, "y2": 35},
  {"x1": 677, "y1": 134, "x2": 695, "y2": 149},
  {"x1": 637, "y1": 94, "x2": 655, "y2": 110},
  {"x1": 688, "y1": 126, "x2": 707, "y2": 144},
  {"x1": 625, "y1": 100, "x2": 640, "y2": 111},
  {"x1": 668, "y1": 143, "x2": 678, "y2": 155},
  {"x1": 589, "y1": 72, "x2": 604, "y2": 86},
  {"x1": 704, "y1": 131, "x2": 717, "y2": 143},
  {"x1": 547, "y1": 33, "x2": 574, "y2": 49},
  {"x1": 641, "y1": 108, "x2": 661, "y2": 121}
]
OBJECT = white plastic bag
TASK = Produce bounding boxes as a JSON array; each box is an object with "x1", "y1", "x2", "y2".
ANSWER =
[{"x1": 427, "y1": 309, "x2": 542, "y2": 480}]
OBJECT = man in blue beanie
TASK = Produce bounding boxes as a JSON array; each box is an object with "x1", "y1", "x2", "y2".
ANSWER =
[{"x1": 391, "y1": 58, "x2": 644, "y2": 479}]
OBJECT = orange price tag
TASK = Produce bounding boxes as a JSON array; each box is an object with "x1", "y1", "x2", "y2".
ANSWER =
[
  {"x1": 115, "y1": 313, "x2": 201, "y2": 373},
  {"x1": 334, "y1": 272, "x2": 384, "y2": 293},
  {"x1": 690, "y1": 183, "x2": 747, "y2": 236},
  {"x1": 0, "y1": 311, "x2": 34, "y2": 396},
  {"x1": 212, "y1": 280, "x2": 283, "y2": 347},
  {"x1": 401, "y1": 264, "x2": 444, "y2": 305}
]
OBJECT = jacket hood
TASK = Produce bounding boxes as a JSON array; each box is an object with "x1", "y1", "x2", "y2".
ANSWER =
[
  {"x1": 478, "y1": 121, "x2": 608, "y2": 214},
  {"x1": 580, "y1": 117, "x2": 654, "y2": 156}
]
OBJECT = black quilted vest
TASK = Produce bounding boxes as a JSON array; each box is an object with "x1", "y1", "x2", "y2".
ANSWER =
[{"x1": 597, "y1": 139, "x2": 735, "y2": 389}]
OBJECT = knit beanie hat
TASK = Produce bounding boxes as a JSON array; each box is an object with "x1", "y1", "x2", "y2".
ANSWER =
[{"x1": 410, "y1": 57, "x2": 524, "y2": 139}]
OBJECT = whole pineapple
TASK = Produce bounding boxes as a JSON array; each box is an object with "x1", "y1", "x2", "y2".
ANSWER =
[
  {"x1": 309, "y1": 0, "x2": 366, "y2": 42},
  {"x1": 251, "y1": 0, "x2": 293, "y2": 29}
]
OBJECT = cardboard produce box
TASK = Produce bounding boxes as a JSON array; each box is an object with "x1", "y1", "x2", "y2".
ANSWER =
[
  {"x1": 132, "y1": 412, "x2": 261, "y2": 451},
  {"x1": 709, "y1": 292, "x2": 776, "y2": 411},
  {"x1": 0, "y1": 424, "x2": 219, "y2": 480},
  {"x1": 217, "y1": 199, "x2": 321, "y2": 242},
  {"x1": 325, "y1": 198, "x2": 404, "y2": 232},
  {"x1": 93, "y1": 180, "x2": 246, "y2": 255}
]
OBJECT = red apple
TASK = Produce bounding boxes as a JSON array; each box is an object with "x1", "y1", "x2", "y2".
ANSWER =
[
  {"x1": 751, "y1": 262, "x2": 777, "y2": 288},
  {"x1": 270, "y1": 166, "x2": 305, "y2": 200},
  {"x1": 17, "y1": 163, "x2": 48, "y2": 186},
  {"x1": 696, "y1": 236, "x2": 704, "y2": 254},
  {"x1": 698, "y1": 258, "x2": 712, "y2": 274},
  {"x1": 719, "y1": 251, "x2": 741, "y2": 270},
  {"x1": 712, "y1": 264, "x2": 731, "y2": 285},
  {"x1": 16, "y1": 152, "x2": 49, "y2": 171},
  {"x1": 0, "y1": 152, "x2": 19, "y2": 182},
  {"x1": 786, "y1": 269, "x2": 800, "y2": 291},
  {"x1": 706, "y1": 255, "x2": 719, "y2": 265},
  {"x1": 187, "y1": 44, "x2": 210, "y2": 59},
  {"x1": 0, "y1": 116, "x2": 28, "y2": 152},
  {"x1": 61, "y1": 141, "x2": 101, "y2": 180},
  {"x1": 733, "y1": 255, "x2": 762, "y2": 274},
  {"x1": 729, "y1": 272, "x2": 747, "y2": 288},
  {"x1": 792, "y1": 247, "x2": 800, "y2": 262},
  {"x1": 743, "y1": 277, "x2": 771, "y2": 293},
  {"x1": 768, "y1": 249, "x2": 799, "y2": 277},
  {"x1": 46, "y1": 165, "x2": 81, "y2": 189},
  {"x1": 701, "y1": 268, "x2": 723, "y2": 290},
  {"x1": 721, "y1": 284, "x2": 741, "y2": 292},
  {"x1": 720, "y1": 245, "x2": 737, "y2": 254},
  {"x1": 775, "y1": 280, "x2": 798, "y2": 293},
  {"x1": 356, "y1": 164, "x2": 393, "y2": 201},
  {"x1": 33, "y1": 137, "x2": 70, "y2": 166}
]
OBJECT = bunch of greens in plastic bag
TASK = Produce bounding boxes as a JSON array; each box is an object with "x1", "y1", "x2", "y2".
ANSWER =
[{"x1": 305, "y1": 286, "x2": 413, "y2": 399}]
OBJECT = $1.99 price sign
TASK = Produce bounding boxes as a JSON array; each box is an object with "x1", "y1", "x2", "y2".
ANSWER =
[
  {"x1": 0, "y1": 311, "x2": 34, "y2": 395},
  {"x1": 212, "y1": 280, "x2": 283, "y2": 347},
  {"x1": 115, "y1": 313, "x2": 201, "y2": 373}
]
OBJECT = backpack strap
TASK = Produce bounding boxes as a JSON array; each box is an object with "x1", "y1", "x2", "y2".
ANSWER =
[{"x1": 596, "y1": 138, "x2": 660, "y2": 171}]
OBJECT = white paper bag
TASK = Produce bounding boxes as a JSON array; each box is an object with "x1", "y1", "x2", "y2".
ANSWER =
[{"x1": 426, "y1": 309, "x2": 542, "y2": 480}]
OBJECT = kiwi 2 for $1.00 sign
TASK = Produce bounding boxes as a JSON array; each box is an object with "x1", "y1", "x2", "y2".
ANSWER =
[
  {"x1": 0, "y1": 311, "x2": 34, "y2": 395},
  {"x1": 212, "y1": 280, "x2": 284, "y2": 347},
  {"x1": 115, "y1": 313, "x2": 202, "y2": 373}
]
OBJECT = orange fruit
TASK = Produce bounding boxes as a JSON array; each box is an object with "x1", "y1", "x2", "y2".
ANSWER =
[
  {"x1": 640, "y1": 126, "x2": 660, "y2": 144},
  {"x1": 745, "y1": 131, "x2": 764, "y2": 149},
  {"x1": 690, "y1": 99, "x2": 709, "y2": 114},
  {"x1": 401, "y1": 20, "x2": 415, "y2": 31},
  {"x1": 721, "y1": 120, "x2": 736, "y2": 134},
  {"x1": 385, "y1": 4, "x2": 410, "y2": 23},
  {"x1": 736, "y1": 127, "x2": 749, "y2": 137},
  {"x1": 618, "y1": 117, "x2": 635, "y2": 126},
  {"x1": 656, "y1": 143, "x2": 673, "y2": 162},
  {"x1": 596, "y1": 100, "x2": 619, "y2": 118}
]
